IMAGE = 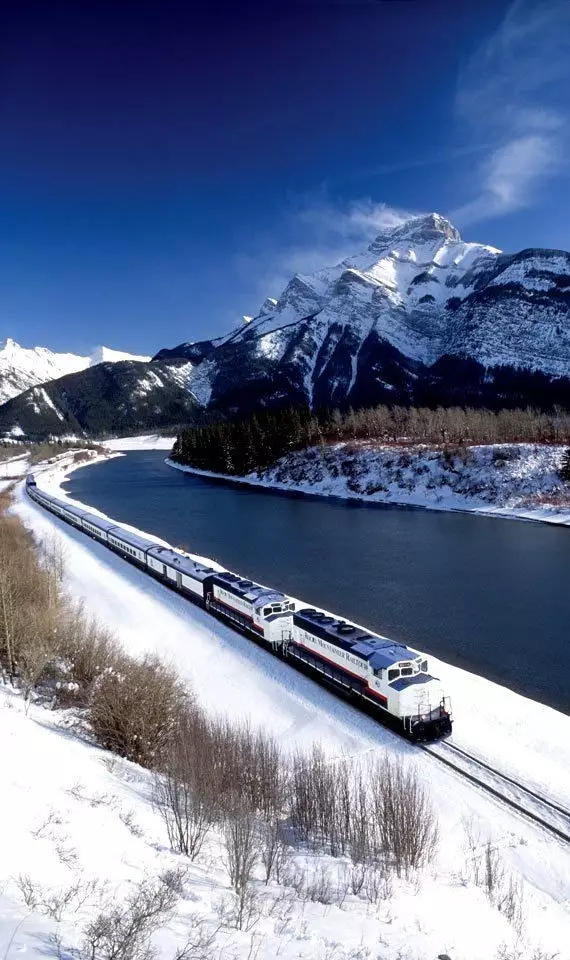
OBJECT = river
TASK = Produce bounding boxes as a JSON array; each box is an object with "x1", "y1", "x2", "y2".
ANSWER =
[{"x1": 65, "y1": 450, "x2": 570, "y2": 714}]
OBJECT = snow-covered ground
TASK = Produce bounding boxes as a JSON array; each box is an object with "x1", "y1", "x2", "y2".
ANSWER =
[
  {"x1": 168, "y1": 442, "x2": 570, "y2": 527},
  {"x1": 102, "y1": 434, "x2": 176, "y2": 451},
  {"x1": 1, "y1": 457, "x2": 569, "y2": 958}
]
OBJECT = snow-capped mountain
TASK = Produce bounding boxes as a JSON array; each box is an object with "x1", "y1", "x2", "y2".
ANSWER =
[
  {"x1": 162, "y1": 213, "x2": 570, "y2": 415},
  {"x1": 0, "y1": 357, "x2": 196, "y2": 440},
  {"x1": 2, "y1": 213, "x2": 570, "y2": 439},
  {"x1": 0, "y1": 339, "x2": 150, "y2": 404}
]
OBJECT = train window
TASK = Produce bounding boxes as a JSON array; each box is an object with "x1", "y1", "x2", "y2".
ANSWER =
[
  {"x1": 401, "y1": 667, "x2": 413, "y2": 676},
  {"x1": 388, "y1": 668, "x2": 400, "y2": 682}
]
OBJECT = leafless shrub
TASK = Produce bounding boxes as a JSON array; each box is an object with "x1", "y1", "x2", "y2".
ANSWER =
[
  {"x1": 158, "y1": 866, "x2": 188, "y2": 898},
  {"x1": 496, "y1": 873, "x2": 525, "y2": 933},
  {"x1": 31, "y1": 808, "x2": 63, "y2": 839},
  {"x1": 363, "y1": 864, "x2": 392, "y2": 905},
  {"x1": 223, "y1": 807, "x2": 259, "y2": 893},
  {"x1": 15, "y1": 875, "x2": 102, "y2": 923},
  {"x1": 482, "y1": 840, "x2": 505, "y2": 902},
  {"x1": 40, "y1": 878, "x2": 101, "y2": 922},
  {"x1": 290, "y1": 746, "x2": 352, "y2": 855},
  {"x1": 154, "y1": 771, "x2": 212, "y2": 860},
  {"x1": 463, "y1": 824, "x2": 525, "y2": 933},
  {"x1": 297, "y1": 864, "x2": 334, "y2": 904},
  {"x1": 349, "y1": 861, "x2": 366, "y2": 895},
  {"x1": 15, "y1": 873, "x2": 40, "y2": 910},
  {"x1": 259, "y1": 818, "x2": 291, "y2": 885},
  {"x1": 55, "y1": 841, "x2": 80, "y2": 868},
  {"x1": 205, "y1": 717, "x2": 286, "y2": 821},
  {"x1": 495, "y1": 942, "x2": 559, "y2": 960},
  {"x1": 0, "y1": 510, "x2": 63, "y2": 694},
  {"x1": 56, "y1": 604, "x2": 119, "y2": 705},
  {"x1": 171, "y1": 913, "x2": 221, "y2": 960},
  {"x1": 154, "y1": 708, "x2": 218, "y2": 858},
  {"x1": 222, "y1": 806, "x2": 261, "y2": 930},
  {"x1": 89, "y1": 653, "x2": 190, "y2": 767},
  {"x1": 80, "y1": 878, "x2": 177, "y2": 960},
  {"x1": 348, "y1": 768, "x2": 373, "y2": 864},
  {"x1": 219, "y1": 881, "x2": 262, "y2": 933},
  {"x1": 119, "y1": 808, "x2": 144, "y2": 838},
  {"x1": 370, "y1": 756, "x2": 439, "y2": 876}
]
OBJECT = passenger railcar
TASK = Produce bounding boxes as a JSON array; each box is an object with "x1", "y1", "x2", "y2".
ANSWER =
[{"x1": 25, "y1": 474, "x2": 452, "y2": 740}]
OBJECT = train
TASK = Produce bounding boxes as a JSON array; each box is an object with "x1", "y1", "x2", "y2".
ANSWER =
[{"x1": 25, "y1": 474, "x2": 452, "y2": 741}]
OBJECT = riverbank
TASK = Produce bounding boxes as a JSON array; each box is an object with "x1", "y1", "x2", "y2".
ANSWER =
[
  {"x1": 9, "y1": 458, "x2": 570, "y2": 958},
  {"x1": 167, "y1": 442, "x2": 570, "y2": 526}
]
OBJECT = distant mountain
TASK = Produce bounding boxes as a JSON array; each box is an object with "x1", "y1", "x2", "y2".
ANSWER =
[
  {"x1": 0, "y1": 338, "x2": 150, "y2": 404},
  {"x1": 2, "y1": 213, "x2": 570, "y2": 440},
  {"x1": 0, "y1": 358, "x2": 195, "y2": 440}
]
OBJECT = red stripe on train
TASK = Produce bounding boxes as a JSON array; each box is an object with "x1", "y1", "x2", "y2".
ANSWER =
[{"x1": 292, "y1": 640, "x2": 388, "y2": 707}]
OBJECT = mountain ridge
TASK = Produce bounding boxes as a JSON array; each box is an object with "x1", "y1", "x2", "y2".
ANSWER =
[
  {"x1": 0, "y1": 338, "x2": 150, "y2": 404},
  {"x1": 1, "y1": 213, "x2": 570, "y2": 439}
]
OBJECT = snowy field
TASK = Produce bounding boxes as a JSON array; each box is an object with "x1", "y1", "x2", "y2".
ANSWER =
[
  {"x1": 103, "y1": 434, "x2": 176, "y2": 451},
  {"x1": 168, "y1": 442, "x2": 570, "y2": 527},
  {"x1": 1, "y1": 452, "x2": 569, "y2": 958}
]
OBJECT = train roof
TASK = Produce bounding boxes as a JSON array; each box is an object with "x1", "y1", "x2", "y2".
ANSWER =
[
  {"x1": 212, "y1": 570, "x2": 287, "y2": 608},
  {"x1": 57, "y1": 501, "x2": 87, "y2": 520},
  {"x1": 106, "y1": 525, "x2": 157, "y2": 552},
  {"x1": 81, "y1": 512, "x2": 116, "y2": 532},
  {"x1": 146, "y1": 544, "x2": 216, "y2": 581},
  {"x1": 294, "y1": 607, "x2": 419, "y2": 668}
]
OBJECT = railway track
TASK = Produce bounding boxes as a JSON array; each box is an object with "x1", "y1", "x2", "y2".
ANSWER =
[{"x1": 421, "y1": 739, "x2": 570, "y2": 844}]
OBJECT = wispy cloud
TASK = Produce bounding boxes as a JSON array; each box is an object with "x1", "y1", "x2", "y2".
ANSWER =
[
  {"x1": 234, "y1": 196, "x2": 419, "y2": 305},
  {"x1": 452, "y1": 0, "x2": 569, "y2": 225}
]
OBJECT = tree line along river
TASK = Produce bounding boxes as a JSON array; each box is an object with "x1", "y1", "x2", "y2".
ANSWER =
[{"x1": 66, "y1": 449, "x2": 570, "y2": 714}]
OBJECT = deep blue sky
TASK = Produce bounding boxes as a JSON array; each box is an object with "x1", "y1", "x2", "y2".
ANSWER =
[{"x1": 0, "y1": 0, "x2": 568, "y2": 355}]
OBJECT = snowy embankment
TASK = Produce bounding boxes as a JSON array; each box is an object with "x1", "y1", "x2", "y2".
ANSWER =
[
  {"x1": 103, "y1": 434, "x2": 176, "y2": 451},
  {"x1": 1, "y1": 451, "x2": 569, "y2": 958},
  {"x1": 168, "y1": 443, "x2": 570, "y2": 526}
]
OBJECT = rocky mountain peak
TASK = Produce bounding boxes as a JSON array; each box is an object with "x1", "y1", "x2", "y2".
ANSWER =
[{"x1": 369, "y1": 213, "x2": 461, "y2": 253}]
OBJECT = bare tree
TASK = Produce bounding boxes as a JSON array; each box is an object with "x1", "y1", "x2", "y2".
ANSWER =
[
  {"x1": 259, "y1": 817, "x2": 290, "y2": 885},
  {"x1": 154, "y1": 728, "x2": 214, "y2": 860},
  {"x1": 222, "y1": 806, "x2": 260, "y2": 930},
  {"x1": 370, "y1": 756, "x2": 439, "y2": 877}
]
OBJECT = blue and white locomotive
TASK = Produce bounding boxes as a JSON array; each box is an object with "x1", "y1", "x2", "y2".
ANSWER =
[{"x1": 26, "y1": 474, "x2": 452, "y2": 741}]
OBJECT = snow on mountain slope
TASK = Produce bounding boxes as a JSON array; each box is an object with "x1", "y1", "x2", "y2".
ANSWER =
[
  {"x1": 89, "y1": 345, "x2": 150, "y2": 365},
  {"x1": 217, "y1": 213, "x2": 501, "y2": 359},
  {"x1": 169, "y1": 213, "x2": 570, "y2": 417},
  {"x1": 0, "y1": 339, "x2": 150, "y2": 404},
  {"x1": 0, "y1": 339, "x2": 89, "y2": 404}
]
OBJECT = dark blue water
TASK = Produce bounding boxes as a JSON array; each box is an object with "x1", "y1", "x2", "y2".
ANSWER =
[{"x1": 66, "y1": 451, "x2": 570, "y2": 714}]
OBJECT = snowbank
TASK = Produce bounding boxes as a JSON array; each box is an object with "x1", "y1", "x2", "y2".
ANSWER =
[
  {"x1": 103, "y1": 435, "x2": 176, "y2": 451},
  {"x1": 167, "y1": 443, "x2": 570, "y2": 527},
  {"x1": 2, "y1": 457, "x2": 568, "y2": 957},
  {"x1": 0, "y1": 686, "x2": 543, "y2": 960}
]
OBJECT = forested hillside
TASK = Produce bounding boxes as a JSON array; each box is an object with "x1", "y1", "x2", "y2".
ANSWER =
[{"x1": 171, "y1": 405, "x2": 570, "y2": 477}]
